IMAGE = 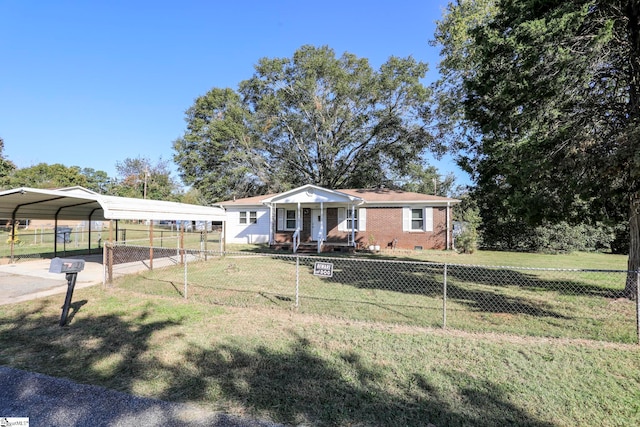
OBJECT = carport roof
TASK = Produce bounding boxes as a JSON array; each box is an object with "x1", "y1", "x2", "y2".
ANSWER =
[{"x1": 0, "y1": 186, "x2": 226, "y2": 222}]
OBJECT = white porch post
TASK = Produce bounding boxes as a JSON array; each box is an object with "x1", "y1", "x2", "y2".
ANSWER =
[
  {"x1": 297, "y1": 202, "x2": 301, "y2": 230},
  {"x1": 320, "y1": 202, "x2": 324, "y2": 240},
  {"x1": 269, "y1": 203, "x2": 274, "y2": 245},
  {"x1": 351, "y1": 204, "x2": 355, "y2": 247}
]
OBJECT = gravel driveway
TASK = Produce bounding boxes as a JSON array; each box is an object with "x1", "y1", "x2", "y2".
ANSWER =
[{"x1": 0, "y1": 366, "x2": 283, "y2": 427}]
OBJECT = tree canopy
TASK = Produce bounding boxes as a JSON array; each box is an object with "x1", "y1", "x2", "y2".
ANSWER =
[
  {"x1": 434, "y1": 0, "x2": 640, "y2": 296},
  {"x1": 114, "y1": 156, "x2": 180, "y2": 201},
  {"x1": 0, "y1": 137, "x2": 16, "y2": 186},
  {"x1": 173, "y1": 45, "x2": 439, "y2": 202}
]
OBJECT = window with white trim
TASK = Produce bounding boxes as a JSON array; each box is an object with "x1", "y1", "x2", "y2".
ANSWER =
[
  {"x1": 411, "y1": 208, "x2": 423, "y2": 230},
  {"x1": 239, "y1": 211, "x2": 257, "y2": 225},
  {"x1": 286, "y1": 209, "x2": 296, "y2": 229},
  {"x1": 403, "y1": 207, "x2": 433, "y2": 232},
  {"x1": 346, "y1": 209, "x2": 358, "y2": 231},
  {"x1": 277, "y1": 208, "x2": 298, "y2": 231}
]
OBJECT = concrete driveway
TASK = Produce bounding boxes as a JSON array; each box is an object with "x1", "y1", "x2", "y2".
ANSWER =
[{"x1": 0, "y1": 255, "x2": 105, "y2": 305}]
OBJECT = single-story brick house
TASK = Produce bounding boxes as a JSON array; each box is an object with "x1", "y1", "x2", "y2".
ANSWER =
[{"x1": 218, "y1": 184, "x2": 460, "y2": 252}]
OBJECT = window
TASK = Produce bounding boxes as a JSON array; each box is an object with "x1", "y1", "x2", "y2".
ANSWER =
[
  {"x1": 286, "y1": 210, "x2": 296, "y2": 229},
  {"x1": 276, "y1": 208, "x2": 298, "y2": 231},
  {"x1": 346, "y1": 209, "x2": 358, "y2": 231},
  {"x1": 403, "y1": 207, "x2": 433, "y2": 232},
  {"x1": 411, "y1": 208, "x2": 423, "y2": 230},
  {"x1": 239, "y1": 211, "x2": 257, "y2": 225}
]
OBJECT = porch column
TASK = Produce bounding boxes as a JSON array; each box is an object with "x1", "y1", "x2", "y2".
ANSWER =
[
  {"x1": 319, "y1": 202, "x2": 324, "y2": 240},
  {"x1": 297, "y1": 202, "x2": 301, "y2": 230},
  {"x1": 351, "y1": 204, "x2": 355, "y2": 247},
  {"x1": 269, "y1": 204, "x2": 274, "y2": 244}
]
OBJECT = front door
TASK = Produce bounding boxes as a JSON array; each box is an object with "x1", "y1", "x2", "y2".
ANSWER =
[{"x1": 311, "y1": 209, "x2": 322, "y2": 241}]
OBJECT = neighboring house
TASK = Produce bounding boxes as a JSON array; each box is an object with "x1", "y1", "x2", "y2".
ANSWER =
[{"x1": 219, "y1": 184, "x2": 460, "y2": 252}]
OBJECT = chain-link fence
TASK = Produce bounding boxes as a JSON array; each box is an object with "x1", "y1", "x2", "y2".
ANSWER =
[
  {"x1": 0, "y1": 226, "x2": 104, "y2": 260},
  {"x1": 0, "y1": 225, "x2": 222, "y2": 262},
  {"x1": 106, "y1": 244, "x2": 640, "y2": 344}
]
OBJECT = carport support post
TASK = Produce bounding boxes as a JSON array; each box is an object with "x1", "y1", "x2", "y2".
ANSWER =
[
  {"x1": 107, "y1": 220, "x2": 114, "y2": 284},
  {"x1": 9, "y1": 220, "x2": 15, "y2": 263}
]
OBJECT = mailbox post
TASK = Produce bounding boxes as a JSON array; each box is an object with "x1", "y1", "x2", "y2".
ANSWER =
[{"x1": 49, "y1": 257, "x2": 85, "y2": 326}]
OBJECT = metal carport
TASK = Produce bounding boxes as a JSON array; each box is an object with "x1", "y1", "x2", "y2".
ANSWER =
[{"x1": 0, "y1": 186, "x2": 226, "y2": 260}]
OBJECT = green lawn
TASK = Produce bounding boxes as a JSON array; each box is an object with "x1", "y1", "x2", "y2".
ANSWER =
[
  {"x1": 1, "y1": 286, "x2": 638, "y2": 426},
  {"x1": 115, "y1": 249, "x2": 637, "y2": 343}
]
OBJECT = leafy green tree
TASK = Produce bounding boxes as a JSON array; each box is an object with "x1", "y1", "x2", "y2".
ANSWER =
[
  {"x1": 0, "y1": 137, "x2": 16, "y2": 188},
  {"x1": 174, "y1": 45, "x2": 436, "y2": 202},
  {"x1": 4, "y1": 163, "x2": 88, "y2": 189},
  {"x1": 80, "y1": 168, "x2": 114, "y2": 194},
  {"x1": 454, "y1": 195, "x2": 481, "y2": 254},
  {"x1": 434, "y1": 0, "x2": 640, "y2": 297},
  {"x1": 113, "y1": 156, "x2": 180, "y2": 201},
  {"x1": 396, "y1": 162, "x2": 457, "y2": 196}
]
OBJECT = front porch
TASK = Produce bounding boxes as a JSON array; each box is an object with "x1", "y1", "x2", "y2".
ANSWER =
[{"x1": 263, "y1": 185, "x2": 365, "y2": 254}]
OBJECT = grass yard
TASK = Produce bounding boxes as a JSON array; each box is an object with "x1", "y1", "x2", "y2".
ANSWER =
[
  {"x1": 0, "y1": 285, "x2": 638, "y2": 426},
  {"x1": 114, "y1": 250, "x2": 638, "y2": 343}
]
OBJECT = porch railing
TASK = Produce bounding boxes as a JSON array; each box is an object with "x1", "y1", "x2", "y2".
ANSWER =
[
  {"x1": 292, "y1": 228, "x2": 301, "y2": 253},
  {"x1": 317, "y1": 230, "x2": 324, "y2": 253}
]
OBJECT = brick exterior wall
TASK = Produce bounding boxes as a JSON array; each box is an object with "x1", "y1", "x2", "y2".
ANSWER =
[
  {"x1": 358, "y1": 207, "x2": 450, "y2": 250},
  {"x1": 272, "y1": 206, "x2": 451, "y2": 251}
]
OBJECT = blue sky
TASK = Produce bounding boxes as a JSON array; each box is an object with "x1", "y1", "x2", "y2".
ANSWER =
[{"x1": 1, "y1": 0, "x2": 469, "y2": 187}]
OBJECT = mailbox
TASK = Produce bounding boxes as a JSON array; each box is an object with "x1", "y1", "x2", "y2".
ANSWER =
[
  {"x1": 49, "y1": 258, "x2": 85, "y2": 274},
  {"x1": 49, "y1": 257, "x2": 85, "y2": 326}
]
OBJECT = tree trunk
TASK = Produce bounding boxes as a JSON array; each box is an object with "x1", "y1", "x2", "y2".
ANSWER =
[{"x1": 626, "y1": 193, "x2": 640, "y2": 299}]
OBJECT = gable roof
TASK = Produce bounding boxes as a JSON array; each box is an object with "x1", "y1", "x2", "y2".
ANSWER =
[
  {"x1": 340, "y1": 188, "x2": 459, "y2": 205},
  {"x1": 218, "y1": 185, "x2": 459, "y2": 207}
]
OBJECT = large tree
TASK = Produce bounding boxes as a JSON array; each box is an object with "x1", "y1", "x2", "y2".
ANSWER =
[
  {"x1": 114, "y1": 156, "x2": 180, "y2": 201},
  {"x1": 0, "y1": 137, "x2": 16, "y2": 188},
  {"x1": 434, "y1": 0, "x2": 640, "y2": 297},
  {"x1": 4, "y1": 163, "x2": 88, "y2": 189},
  {"x1": 174, "y1": 45, "x2": 437, "y2": 202}
]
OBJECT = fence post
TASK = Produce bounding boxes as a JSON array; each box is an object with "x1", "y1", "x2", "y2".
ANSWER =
[
  {"x1": 184, "y1": 251, "x2": 188, "y2": 300},
  {"x1": 636, "y1": 270, "x2": 639, "y2": 345},
  {"x1": 443, "y1": 263, "x2": 447, "y2": 329},
  {"x1": 295, "y1": 255, "x2": 300, "y2": 308},
  {"x1": 107, "y1": 242, "x2": 113, "y2": 284}
]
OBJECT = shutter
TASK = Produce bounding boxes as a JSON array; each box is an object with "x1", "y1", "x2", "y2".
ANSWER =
[
  {"x1": 402, "y1": 207, "x2": 411, "y2": 231},
  {"x1": 358, "y1": 208, "x2": 366, "y2": 231},
  {"x1": 277, "y1": 208, "x2": 284, "y2": 231},
  {"x1": 425, "y1": 207, "x2": 433, "y2": 232},
  {"x1": 337, "y1": 208, "x2": 346, "y2": 231}
]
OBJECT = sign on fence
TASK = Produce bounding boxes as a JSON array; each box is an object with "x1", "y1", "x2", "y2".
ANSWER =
[{"x1": 313, "y1": 261, "x2": 333, "y2": 278}]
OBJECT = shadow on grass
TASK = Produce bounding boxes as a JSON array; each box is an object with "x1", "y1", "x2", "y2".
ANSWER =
[
  {"x1": 0, "y1": 303, "x2": 555, "y2": 427},
  {"x1": 299, "y1": 258, "x2": 573, "y2": 319},
  {"x1": 160, "y1": 334, "x2": 555, "y2": 427}
]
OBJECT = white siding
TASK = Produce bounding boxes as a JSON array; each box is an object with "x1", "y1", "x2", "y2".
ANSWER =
[{"x1": 225, "y1": 207, "x2": 270, "y2": 244}]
